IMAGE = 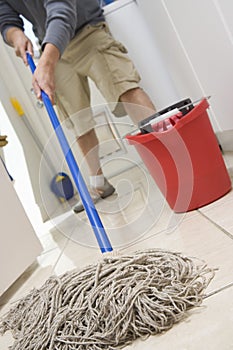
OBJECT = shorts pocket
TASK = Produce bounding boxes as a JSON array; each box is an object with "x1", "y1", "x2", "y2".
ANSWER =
[{"x1": 97, "y1": 39, "x2": 128, "y2": 54}]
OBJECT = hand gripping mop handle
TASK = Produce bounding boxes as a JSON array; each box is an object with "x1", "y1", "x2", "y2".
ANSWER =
[{"x1": 26, "y1": 53, "x2": 112, "y2": 253}]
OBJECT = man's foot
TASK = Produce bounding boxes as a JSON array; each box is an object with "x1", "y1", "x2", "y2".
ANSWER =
[{"x1": 73, "y1": 178, "x2": 115, "y2": 213}]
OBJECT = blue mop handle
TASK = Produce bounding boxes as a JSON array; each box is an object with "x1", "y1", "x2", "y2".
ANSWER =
[{"x1": 26, "y1": 53, "x2": 113, "y2": 253}]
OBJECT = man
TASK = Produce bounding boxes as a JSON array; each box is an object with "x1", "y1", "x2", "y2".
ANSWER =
[{"x1": 0, "y1": 0, "x2": 156, "y2": 212}]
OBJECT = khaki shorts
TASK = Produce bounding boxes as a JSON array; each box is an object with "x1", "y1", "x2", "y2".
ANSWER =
[{"x1": 54, "y1": 22, "x2": 141, "y2": 137}]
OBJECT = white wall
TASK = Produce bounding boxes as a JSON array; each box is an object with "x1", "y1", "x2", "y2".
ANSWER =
[
  {"x1": 0, "y1": 159, "x2": 42, "y2": 295},
  {"x1": 137, "y1": 0, "x2": 233, "y2": 132},
  {"x1": 0, "y1": 37, "x2": 74, "y2": 222}
]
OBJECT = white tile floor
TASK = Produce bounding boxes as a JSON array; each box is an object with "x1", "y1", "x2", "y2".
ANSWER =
[{"x1": 1, "y1": 152, "x2": 233, "y2": 350}]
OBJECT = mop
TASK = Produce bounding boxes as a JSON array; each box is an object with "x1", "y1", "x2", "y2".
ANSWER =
[{"x1": 0, "y1": 54, "x2": 215, "y2": 350}]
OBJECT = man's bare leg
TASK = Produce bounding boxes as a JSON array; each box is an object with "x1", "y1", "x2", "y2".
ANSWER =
[
  {"x1": 73, "y1": 88, "x2": 156, "y2": 212},
  {"x1": 77, "y1": 87, "x2": 156, "y2": 175},
  {"x1": 120, "y1": 87, "x2": 156, "y2": 124},
  {"x1": 73, "y1": 128, "x2": 115, "y2": 213},
  {"x1": 77, "y1": 128, "x2": 103, "y2": 176}
]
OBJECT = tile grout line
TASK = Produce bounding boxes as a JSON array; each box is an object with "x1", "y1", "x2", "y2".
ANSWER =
[
  {"x1": 198, "y1": 209, "x2": 233, "y2": 240},
  {"x1": 197, "y1": 210, "x2": 233, "y2": 299},
  {"x1": 204, "y1": 281, "x2": 233, "y2": 299},
  {"x1": 49, "y1": 239, "x2": 71, "y2": 275},
  {"x1": 198, "y1": 210, "x2": 233, "y2": 299}
]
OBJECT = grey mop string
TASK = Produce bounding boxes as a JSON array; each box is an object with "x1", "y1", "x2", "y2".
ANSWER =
[{"x1": 26, "y1": 53, "x2": 113, "y2": 253}]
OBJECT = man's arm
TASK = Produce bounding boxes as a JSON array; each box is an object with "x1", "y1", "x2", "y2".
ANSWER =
[
  {"x1": 0, "y1": 1, "x2": 33, "y2": 64},
  {"x1": 0, "y1": 1, "x2": 77, "y2": 103},
  {"x1": 0, "y1": 0, "x2": 24, "y2": 40},
  {"x1": 33, "y1": 0, "x2": 77, "y2": 104},
  {"x1": 43, "y1": 0, "x2": 77, "y2": 56}
]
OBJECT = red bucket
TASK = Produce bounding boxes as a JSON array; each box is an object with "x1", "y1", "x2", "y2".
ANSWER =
[{"x1": 126, "y1": 98, "x2": 231, "y2": 212}]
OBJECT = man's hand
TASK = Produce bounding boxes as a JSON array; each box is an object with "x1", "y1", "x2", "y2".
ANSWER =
[
  {"x1": 6, "y1": 27, "x2": 33, "y2": 65},
  {"x1": 0, "y1": 135, "x2": 8, "y2": 148},
  {"x1": 32, "y1": 43, "x2": 60, "y2": 104},
  {"x1": 6, "y1": 28, "x2": 60, "y2": 105}
]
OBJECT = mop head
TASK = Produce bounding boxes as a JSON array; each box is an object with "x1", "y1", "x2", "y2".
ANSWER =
[{"x1": 0, "y1": 249, "x2": 215, "y2": 349}]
